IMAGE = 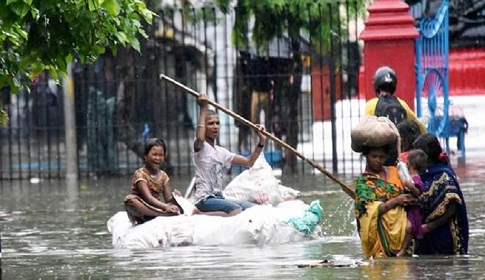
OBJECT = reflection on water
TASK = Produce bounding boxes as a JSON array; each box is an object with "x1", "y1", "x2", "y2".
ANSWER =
[{"x1": 1, "y1": 171, "x2": 484, "y2": 279}]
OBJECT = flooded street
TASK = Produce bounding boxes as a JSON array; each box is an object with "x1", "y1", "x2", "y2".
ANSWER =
[{"x1": 1, "y1": 163, "x2": 485, "y2": 279}]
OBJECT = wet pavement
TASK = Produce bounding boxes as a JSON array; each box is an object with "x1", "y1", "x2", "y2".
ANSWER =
[
  {"x1": 452, "y1": 150, "x2": 485, "y2": 183},
  {"x1": 1, "y1": 170, "x2": 485, "y2": 279},
  {"x1": 0, "y1": 94, "x2": 484, "y2": 278},
  {"x1": 448, "y1": 95, "x2": 485, "y2": 179},
  {"x1": 0, "y1": 144, "x2": 484, "y2": 279}
]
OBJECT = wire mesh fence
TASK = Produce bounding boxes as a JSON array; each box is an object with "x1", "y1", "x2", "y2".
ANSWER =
[{"x1": 0, "y1": 2, "x2": 365, "y2": 180}]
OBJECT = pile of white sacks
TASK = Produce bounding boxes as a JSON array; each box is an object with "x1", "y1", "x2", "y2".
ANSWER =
[{"x1": 107, "y1": 154, "x2": 323, "y2": 249}]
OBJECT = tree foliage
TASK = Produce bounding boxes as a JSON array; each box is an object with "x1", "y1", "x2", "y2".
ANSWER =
[
  {"x1": 213, "y1": 0, "x2": 368, "y2": 52},
  {"x1": 0, "y1": 0, "x2": 156, "y2": 92}
]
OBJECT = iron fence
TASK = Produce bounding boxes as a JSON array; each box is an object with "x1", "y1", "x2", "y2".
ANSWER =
[{"x1": 0, "y1": 2, "x2": 365, "y2": 180}]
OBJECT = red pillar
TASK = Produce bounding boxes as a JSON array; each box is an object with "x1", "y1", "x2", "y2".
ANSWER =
[{"x1": 359, "y1": 0, "x2": 419, "y2": 110}]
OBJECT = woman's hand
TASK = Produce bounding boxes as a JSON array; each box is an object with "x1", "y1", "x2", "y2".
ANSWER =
[
  {"x1": 403, "y1": 180, "x2": 414, "y2": 189},
  {"x1": 380, "y1": 194, "x2": 418, "y2": 214},
  {"x1": 396, "y1": 194, "x2": 418, "y2": 207},
  {"x1": 418, "y1": 193, "x2": 428, "y2": 204}
]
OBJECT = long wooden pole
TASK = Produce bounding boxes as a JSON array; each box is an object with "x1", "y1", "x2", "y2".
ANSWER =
[{"x1": 160, "y1": 74, "x2": 355, "y2": 199}]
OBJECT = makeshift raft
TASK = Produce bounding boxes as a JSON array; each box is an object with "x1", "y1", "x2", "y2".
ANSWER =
[{"x1": 107, "y1": 155, "x2": 324, "y2": 249}]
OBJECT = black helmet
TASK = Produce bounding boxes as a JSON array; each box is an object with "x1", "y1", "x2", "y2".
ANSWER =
[{"x1": 373, "y1": 66, "x2": 397, "y2": 95}]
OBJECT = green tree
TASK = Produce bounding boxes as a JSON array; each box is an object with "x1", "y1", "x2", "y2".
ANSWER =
[{"x1": 0, "y1": 0, "x2": 155, "y2": 124}]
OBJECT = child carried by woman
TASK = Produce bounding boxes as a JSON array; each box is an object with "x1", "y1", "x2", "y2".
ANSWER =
[{"x1": 396, "y1": 149, "x2": 428, "y2": 256}]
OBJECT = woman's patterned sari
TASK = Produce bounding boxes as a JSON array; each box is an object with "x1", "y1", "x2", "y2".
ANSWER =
[
  {"x1": 355, "y1": 166, "x2": 407, "y2": 258},
  {"x1": 415, "y1": 163, "x2": 469, "y2": 255}
]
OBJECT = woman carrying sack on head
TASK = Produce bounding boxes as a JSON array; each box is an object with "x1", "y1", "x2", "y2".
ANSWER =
[{"x1": 351, "y1": 116, "x2": 418, "y2": 258}]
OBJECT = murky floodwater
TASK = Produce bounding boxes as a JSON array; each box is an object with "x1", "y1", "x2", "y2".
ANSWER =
[{"x1": 1, "y1": 166, "x2": 484, "y2": 279}]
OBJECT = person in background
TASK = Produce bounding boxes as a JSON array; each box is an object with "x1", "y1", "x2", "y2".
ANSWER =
[
  {"x1": 413, "y1": 133, "x2": 469, "y2": 255},
  {"x1": 397, "y1": 119, "x2": 423, "y2": 162},
  {"x1": 365, "y1": 66, "x2": 427, "y2": 166},
  {"x1": 250, "y1": 56, "x2": 273, "y2": 133},
  {"x1": 366, "y1": 66, "x2": 427, "y2": 133},
  {"x1": 124, "y1": 138, "x2": 182, "y2": 226},
  {"x1": 354, "y1": 144, "x2": 418, "y2": 258},
  {"x1": 192, "y1": 93, "x2": 268, "y2": 217}
]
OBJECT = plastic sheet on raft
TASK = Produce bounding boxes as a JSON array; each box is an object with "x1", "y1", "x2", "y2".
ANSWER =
[
  {"x1": 107, "y1": 200, "x2": 322, "y2": 249},
  {"x1": 107, "y1": 154, "x2": 323, "y2": 249}
]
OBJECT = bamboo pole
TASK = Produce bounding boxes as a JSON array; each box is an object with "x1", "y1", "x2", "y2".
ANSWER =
[{"x1": 160, "y1": 74, "x2": 355, "y2": 199}]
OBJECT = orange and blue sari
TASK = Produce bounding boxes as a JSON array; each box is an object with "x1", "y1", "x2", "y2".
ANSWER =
[{"x1": 355, "y1": 166, "x2": 408, "y2": 258}]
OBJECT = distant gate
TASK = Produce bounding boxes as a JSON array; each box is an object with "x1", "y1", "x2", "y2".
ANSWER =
[
  {"x1": 415, "y1": 0, "x2": 449, "y2": 135},
  {"x1": 415, "y1": 0, "x2": 466, "y2": 161}
]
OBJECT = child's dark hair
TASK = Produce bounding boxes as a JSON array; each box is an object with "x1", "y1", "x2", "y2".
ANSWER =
[
  {"x1": 397, "y1": 120, "x2": 421, "y2": 152},
  {"x1": 407, "y1": 149, "x2": 428, "y2": 172},
  {"x1": 144, "y1": 138, "x2": 167, "y2": 156},
  {"x1": 413, "y1": 133, "x2": 448, "y2": 165}
]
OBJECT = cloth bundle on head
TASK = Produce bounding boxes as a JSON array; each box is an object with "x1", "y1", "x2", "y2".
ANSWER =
[{"x1": 351, "y1": 115, "x2": 401, "y2": 154}]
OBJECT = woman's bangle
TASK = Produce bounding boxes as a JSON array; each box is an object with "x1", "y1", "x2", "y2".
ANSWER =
[
  {"x1": 197, "y1": 124, "x2": 204, "y2": 128},
  {"x1": 257, "y1": 142, "x2": 264, "y2": 148}
]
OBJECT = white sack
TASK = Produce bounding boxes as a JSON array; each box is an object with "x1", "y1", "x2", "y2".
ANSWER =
[{"x1": 223, "y1": 154, "x2": 283, "y2": 205}]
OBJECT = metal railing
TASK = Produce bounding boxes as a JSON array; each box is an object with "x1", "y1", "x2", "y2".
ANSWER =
[{"x1": 0, "y1": 2, "x2": 365, "y2": 180}]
